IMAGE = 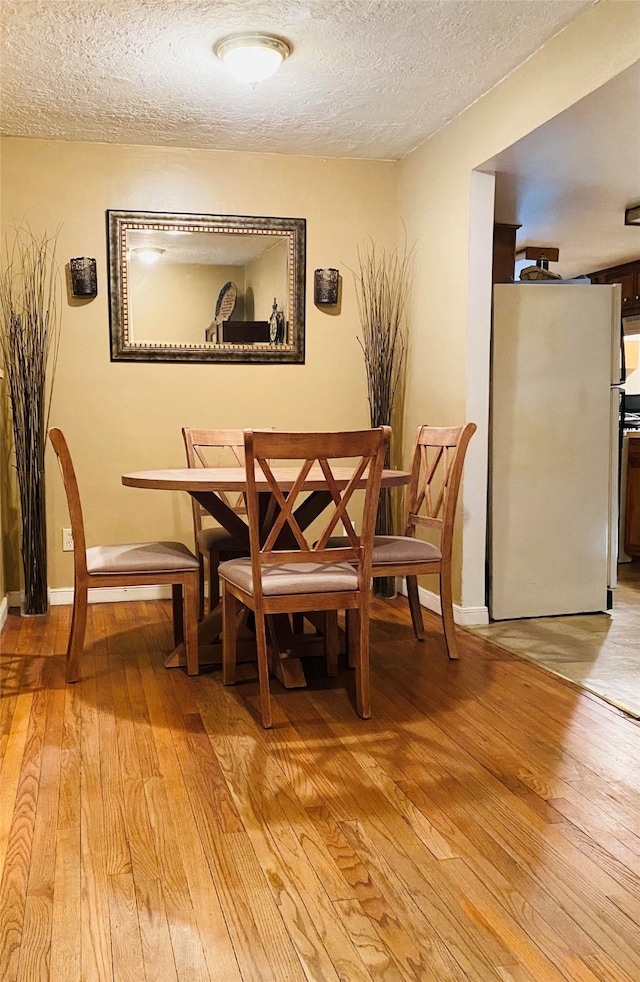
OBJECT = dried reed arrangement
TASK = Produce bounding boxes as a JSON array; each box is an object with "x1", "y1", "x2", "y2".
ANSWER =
[
  {"x1": 0, "y1": 224, "x2": 60, "y2": 614},
  {"x1": 353, "y1": 238, "x2": 413, "y2": 596}
]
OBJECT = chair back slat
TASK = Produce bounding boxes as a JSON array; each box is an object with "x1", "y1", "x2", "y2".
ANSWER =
[
  {"x1": 405, "y1": 425, "x2": 477, "y2": 545},
  {"x1": 244, "y1": 428, "x2": 390, "y2": 586},
  {"x1": 260, "y1": 456, "x2": 313, "y2": 552},
  {"x1": 182, "y1": 428, "x2": 248, "y2": 536}
]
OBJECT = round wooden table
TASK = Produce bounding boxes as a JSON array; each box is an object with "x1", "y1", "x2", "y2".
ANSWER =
[{"x1": 122, "y1": 465, "x2": 410, "y2": 684}]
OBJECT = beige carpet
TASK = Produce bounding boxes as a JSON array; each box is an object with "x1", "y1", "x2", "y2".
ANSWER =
[{"x1": 466, "y1": 561, "x2": 640, "y2": 719}]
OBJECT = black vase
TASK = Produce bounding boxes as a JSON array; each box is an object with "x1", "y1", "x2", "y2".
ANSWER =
[
  {"x1": 372, "y1": 485, "x2": 396, "y2": 598},
  {"x1": 20, "y1": 468, "x2": 49, "y2": 615},
  {"x1": 372, "y1": 432, "x2": 397, "y2": 598}
]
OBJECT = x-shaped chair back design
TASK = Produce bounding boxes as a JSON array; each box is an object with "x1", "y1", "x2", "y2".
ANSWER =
[
  {"x1": 182, "y1": 427, "x2": 253, "y2": 616},
  {"x1": 370, "y1": 422, "x2": 476, "y2": 660},
  {"x1": 219, "y1": 427, "x2": 390, "y2": 727},
  {"x1": 182, "y1": 427, "x2": 247, "y2": 525},
  {"x1": 406, "y1": 425, "x2": 473, "y2": 546}
]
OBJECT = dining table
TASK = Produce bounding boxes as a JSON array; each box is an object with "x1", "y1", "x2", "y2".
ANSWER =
[{"x1": 122, "y1": 464, "x2": 410, "y2": 686}]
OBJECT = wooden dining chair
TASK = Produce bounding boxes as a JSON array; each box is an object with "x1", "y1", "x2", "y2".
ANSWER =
[
  {"x1": 49, "y1": 427, "x2": 200, "y2": 682},
  {"x1": 219, "y1": 427, "x2": 390, "y2": 728},
  {"x1": 182, "y1": 427, "x2": 250, "y2": 618},
  {"x1": 371, "y1": 423, "x2": 476, "y2": 659}
]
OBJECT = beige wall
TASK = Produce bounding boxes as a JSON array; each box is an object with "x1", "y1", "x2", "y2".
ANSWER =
[
  {"x1": 401, "y1": 0, "x2": 640, "y2": 433},
  {"x1": 398, "y1": 0, "x2": 640, "y2": 609},
  {"x1": 131, "y1": 262, "x2": 248, "y2": 344},
  {"x1": 0, "y1": 131, "x2": 5, "y2": 609},
  {"x1": 246, "y1": 239, "x2": 289, "y2": 326},
  {"x1": 129, "y1": 262, "x2": 245, "y2": 345},
  {"x1": 0, "y1": 371, "x2": 5, "y2": 609},
  {"x1": 2, "y1": 1, "x2": 638, "y2": 609},
  {"x1": 0, "y1": 138, "x2": 397, "y2": 592}
]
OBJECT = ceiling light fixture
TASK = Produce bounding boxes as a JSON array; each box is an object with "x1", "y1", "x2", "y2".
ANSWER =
[
  {"x1": 625, "y1": 204, "x2": 640, "y2": 226},
  {"x1": 214, "y1": 33, "x2": 291, "y2": 84},
  {"x1": 133, "y1": 247, "x2": 165, "y2": 265}
]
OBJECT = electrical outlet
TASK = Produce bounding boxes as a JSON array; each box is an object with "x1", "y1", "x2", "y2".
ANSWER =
[{"x1": 62, "y1": 528, "x2": 74, "y2": 552}]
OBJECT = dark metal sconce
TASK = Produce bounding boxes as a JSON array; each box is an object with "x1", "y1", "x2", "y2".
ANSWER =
[
  {"x1": 314, "y1": 268, "x2": 339, "y2": 306},
  {"x1": 69, "y1": 257, "x2": 97, "y2": 298}
]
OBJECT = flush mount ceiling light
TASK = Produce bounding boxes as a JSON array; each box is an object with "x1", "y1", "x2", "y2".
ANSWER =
[
  {"x1": 625, "y1": 204, "x2": 640, "y2": 226},
  {"x1": 132, "y1": 247, "x2": 165, "y2": 264},
  {"x1": 214, "y1": 33, "x2": 291, "y2": 84}
]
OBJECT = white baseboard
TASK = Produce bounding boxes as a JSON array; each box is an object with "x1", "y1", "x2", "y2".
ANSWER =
[
  {"x1": 398, "y1": 580, "x2": 489, "y2": 626},
  {"x1": 4, "y1": 581, "x2": 490, "y2": 627},
  {"x1": 8, "y1": 585, "x2": 173, "y2": 609}
]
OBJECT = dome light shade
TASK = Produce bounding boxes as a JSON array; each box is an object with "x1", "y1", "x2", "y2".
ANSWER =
[
  {"x1": 133, "y1": 247, "x2": 165, "y2": 265},
  {"x1": 215, "y1": 33, "x2": 291, "y2": 84}
]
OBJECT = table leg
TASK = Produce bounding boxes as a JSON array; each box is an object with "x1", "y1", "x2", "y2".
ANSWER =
[{"x1": 265, "y1": 615, "x2": 308, "y2": 688}]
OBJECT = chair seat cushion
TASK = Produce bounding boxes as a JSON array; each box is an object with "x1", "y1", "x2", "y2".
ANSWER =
[
  {"x1": 372, "y1": 535, "x2": 441, "y2": 565},
  {"x1": 328, "y1": 535, "x2": 441, "y2": 565},
  {"x1": 86, "y1": 541, "x2": 199, "y2": 574},
  {"x1": 218, "y1": 557, "x2": 358, "y2": 596},
  {"x1": 197, "y1": 527, "x2": 246, "y2": 552}
]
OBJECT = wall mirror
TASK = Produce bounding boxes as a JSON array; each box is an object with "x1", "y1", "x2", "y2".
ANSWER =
[{"x1": 107, "y1": 210, "x2": 306, "y2": 363}]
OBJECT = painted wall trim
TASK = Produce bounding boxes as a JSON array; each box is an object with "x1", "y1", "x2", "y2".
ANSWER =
[
  {"x1": 9, "y1": 585, "x2": 173, "y2": 607},
  {"x1": 464, "y1": 168, "x2": 495, "y2": 613},
  {"x1": 0, "y1": 596, "x2": 8, "y2": 631},
  {"x1": 398, "y1": 580, "x2": 489, "y2": 626},
  {"x1": 6, "y1": 583, "x2": 489, "y2": 626}
]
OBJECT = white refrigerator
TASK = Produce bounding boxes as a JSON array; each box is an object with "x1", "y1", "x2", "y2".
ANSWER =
[{"x1": 490, "y1": 282, "x2": 622, "y2": 620}]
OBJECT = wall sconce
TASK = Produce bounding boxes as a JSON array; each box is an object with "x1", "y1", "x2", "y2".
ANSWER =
[
  {"x1": 314, "y1": 268, "x2": 340, "y2": 306},
  {"x1": 625, "y1": 205, "x2": 640, "y2": 226},
  {"x1": 69, "y1": 257, "x2": 97, "y2": 298}
]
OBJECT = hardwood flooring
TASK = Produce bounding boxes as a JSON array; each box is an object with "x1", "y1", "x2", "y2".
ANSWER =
[{"x1": 1, "y1": 598, "x2": 639, "y2": 981}]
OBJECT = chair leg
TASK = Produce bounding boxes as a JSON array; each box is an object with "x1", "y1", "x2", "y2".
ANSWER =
[
  {"x1": 350, "y1": 607, "x2": 371, "y2": 719},
  {"x1": 183, "y1": 575, "x2": 200, "y2": 676},
  {"x1": 197, "y1": 554, "x2": 205, "y2": 620},
  {"x1": 406, "y1": 575, "x2": 425, "y2": 641},
  {"x1": 172, "y1": 584, "x2": 184, "y2": 647},
  {"x1": 344, "y1": 613, "x2": 354, "y2": 668},
  {"x1": 66, "y1": 581, "x2": 88, "y2": 683},
  {"x1": 440, "y1": 570, "x2": 459, "y2": 661},
  {"x1": 208, "y1": 549, "x2": 221, "y2": 612},
  {"x1": 222, "y1": 584, "x2": 239, "y2": 685},
  {"x1": 254, "y1": 612, "x2": 272, "y2": 729},
  {"x1": 325, "y1": 612, "x2": 339, "y2": 676}
]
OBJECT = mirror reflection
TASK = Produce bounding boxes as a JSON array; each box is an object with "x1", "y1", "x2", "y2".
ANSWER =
[{"x1": 107, "y1": 211, "x2": 306, "y2": 363}]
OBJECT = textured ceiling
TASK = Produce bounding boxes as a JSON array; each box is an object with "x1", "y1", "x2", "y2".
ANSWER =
[{"x1": 0, "y1": 0, "x2": 593, "y2": 160}]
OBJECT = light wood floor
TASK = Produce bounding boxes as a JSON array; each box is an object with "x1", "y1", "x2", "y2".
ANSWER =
[
  {"x1": 467, "y1": 560, "x2": 640, "y2": 718},
  {"x1": 1, "y1": 599, "x2": 639, "y2": 982}
]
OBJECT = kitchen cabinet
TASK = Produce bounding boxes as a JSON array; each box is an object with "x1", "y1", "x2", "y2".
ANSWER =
[
  {"x1": 492, "y1": 223, "x2": 521, "y2": 284},
  {"x1": 626, "y1": 433, "x2": 640, "y2": 557},
  {"x1": 588, "y1": 259, "x2": 640, "y2": 318}
]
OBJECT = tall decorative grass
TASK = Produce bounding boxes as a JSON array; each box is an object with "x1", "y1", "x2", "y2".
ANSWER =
[
  {"x1": 0, "y1": 225, "x2": 60, "y2": 614},
  {"x1": 353, "y1": 238, "x2": 413, "y2": 596}
]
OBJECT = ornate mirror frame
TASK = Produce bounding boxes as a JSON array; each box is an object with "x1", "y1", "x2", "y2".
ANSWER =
[{"x1": 107, "y1": 210, "x2": 306, "y2": 363}]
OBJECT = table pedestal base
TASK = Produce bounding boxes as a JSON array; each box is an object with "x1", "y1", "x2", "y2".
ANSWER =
[{"x1": 164, "y1": 606, "x2": 328, "y2": 689}]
